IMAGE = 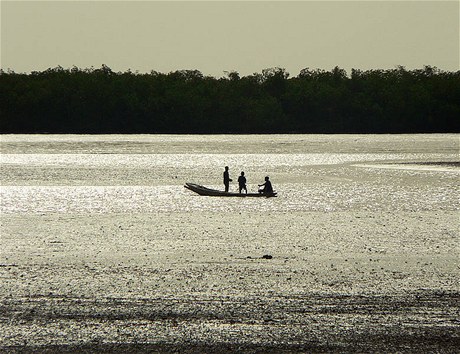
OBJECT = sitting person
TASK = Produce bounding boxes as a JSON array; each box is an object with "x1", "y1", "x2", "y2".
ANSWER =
[
  {"x1": 258, "y1": 176, "x2": 273, "y2": 194},
  {"x1": 238, "y1": 171, "x2": 247, "y2": 194}
]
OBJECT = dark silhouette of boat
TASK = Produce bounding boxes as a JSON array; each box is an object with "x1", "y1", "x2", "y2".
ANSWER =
[{"x1": 184, "y1": 183, "x2": 277, "y2": 197}]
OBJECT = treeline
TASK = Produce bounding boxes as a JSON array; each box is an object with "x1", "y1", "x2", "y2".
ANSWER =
[{"x1": 1, "y1": 65, "x2": 459, "y2": 133}]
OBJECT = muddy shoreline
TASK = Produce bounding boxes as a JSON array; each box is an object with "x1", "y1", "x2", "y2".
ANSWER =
[
  {"x1": 1, "y1": 211, "x2": 459, "y2": 353},
  {"x1": 2, "y1": 290, "x2": 459, "y2": 353}
]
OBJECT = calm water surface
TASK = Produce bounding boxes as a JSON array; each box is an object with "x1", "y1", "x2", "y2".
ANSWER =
[{"x1": 1, "y1": 134, "x2": 458, "y2": 214}]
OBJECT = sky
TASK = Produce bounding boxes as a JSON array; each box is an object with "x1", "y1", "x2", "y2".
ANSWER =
[{"x1": 1, "y1": 1, "x2": 459, "y2": 77}]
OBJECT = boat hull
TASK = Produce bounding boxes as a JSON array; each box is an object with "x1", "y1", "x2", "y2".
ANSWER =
[{"x1": 184, "y1": 183, "x2": 277, "y2": 197}]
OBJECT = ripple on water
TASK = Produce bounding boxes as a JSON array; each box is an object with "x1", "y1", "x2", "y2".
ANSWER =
[
  {"x1": 2, "y1": 153, "x2": 456, "y2": 168},
  {"x1": 1, "y1": 181, "x2": 458, "y2": 214}
]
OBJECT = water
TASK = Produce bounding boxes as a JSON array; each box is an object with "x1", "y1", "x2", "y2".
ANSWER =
[
  {"x1": 1, "y1": 134, "x2": 459, "y2": 350},
  {"x1": 1, "y1": 134, "x2": 458, "y2": 214}
]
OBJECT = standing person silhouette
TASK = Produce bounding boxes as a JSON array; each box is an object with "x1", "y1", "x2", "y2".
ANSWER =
[
  {"x1": 238, "y1": 171, "x2": 247, "y2": 194},
  {"x1": 258, "y1": 176, "x2": 273, "y2": 194},
  {"x1": 223, "y1": 166, "x2": 232, "y2": 192}
]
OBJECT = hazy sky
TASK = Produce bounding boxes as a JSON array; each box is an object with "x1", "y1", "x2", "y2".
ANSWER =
[{"x1": 1, "y1": 1, "x2": 459, "y2": 77}]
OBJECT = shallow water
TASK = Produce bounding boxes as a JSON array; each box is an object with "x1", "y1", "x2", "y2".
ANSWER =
[{"x1": 1, "y1": 134, "x2": 459, "y2": 214}]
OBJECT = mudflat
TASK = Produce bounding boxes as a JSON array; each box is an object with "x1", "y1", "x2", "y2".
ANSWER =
[{"x1": 1, "y1": 210, "x2": 459, "y2": 352}]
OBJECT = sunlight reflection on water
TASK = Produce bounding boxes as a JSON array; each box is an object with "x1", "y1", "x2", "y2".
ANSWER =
[
  {"x1": 1, "y1": 135, "x2": 458, "y2": 214},
  {"x1": 1, "y1": 182, "x2": 457, "y2": 214},
  {"x1": 1, "y1": 152, "x2": 438, "y2": 168}
]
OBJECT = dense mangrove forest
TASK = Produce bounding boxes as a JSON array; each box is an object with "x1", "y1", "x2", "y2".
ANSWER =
[{"x1": 1, "y1": 65, "x2": 459, "y2": 133}]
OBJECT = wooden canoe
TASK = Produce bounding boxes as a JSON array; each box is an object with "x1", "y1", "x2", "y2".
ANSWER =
[{"x1": 184, "y1": 183, "x2": 277, "y2": 197}]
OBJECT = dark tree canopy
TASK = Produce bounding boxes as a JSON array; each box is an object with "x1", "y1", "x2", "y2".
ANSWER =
[{"x1": 1, "y1": 65, "x2": 459, "y2": 133}]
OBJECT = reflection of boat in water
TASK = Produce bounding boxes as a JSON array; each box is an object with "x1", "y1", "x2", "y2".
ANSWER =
[{"x1": 184, "y1": 183, "x2": 277, "y2": 197}]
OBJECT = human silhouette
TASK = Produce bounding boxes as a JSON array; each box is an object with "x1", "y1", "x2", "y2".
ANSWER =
[
  {"x1": 238, "y1": 171, "x2": 247, "y2": 194},
  {"x1": 258, "y1": 176, "x2": 273, "y2": 194},
  {"x1": 223, "y1": 166, "x2": 232, "y2": 192}
]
